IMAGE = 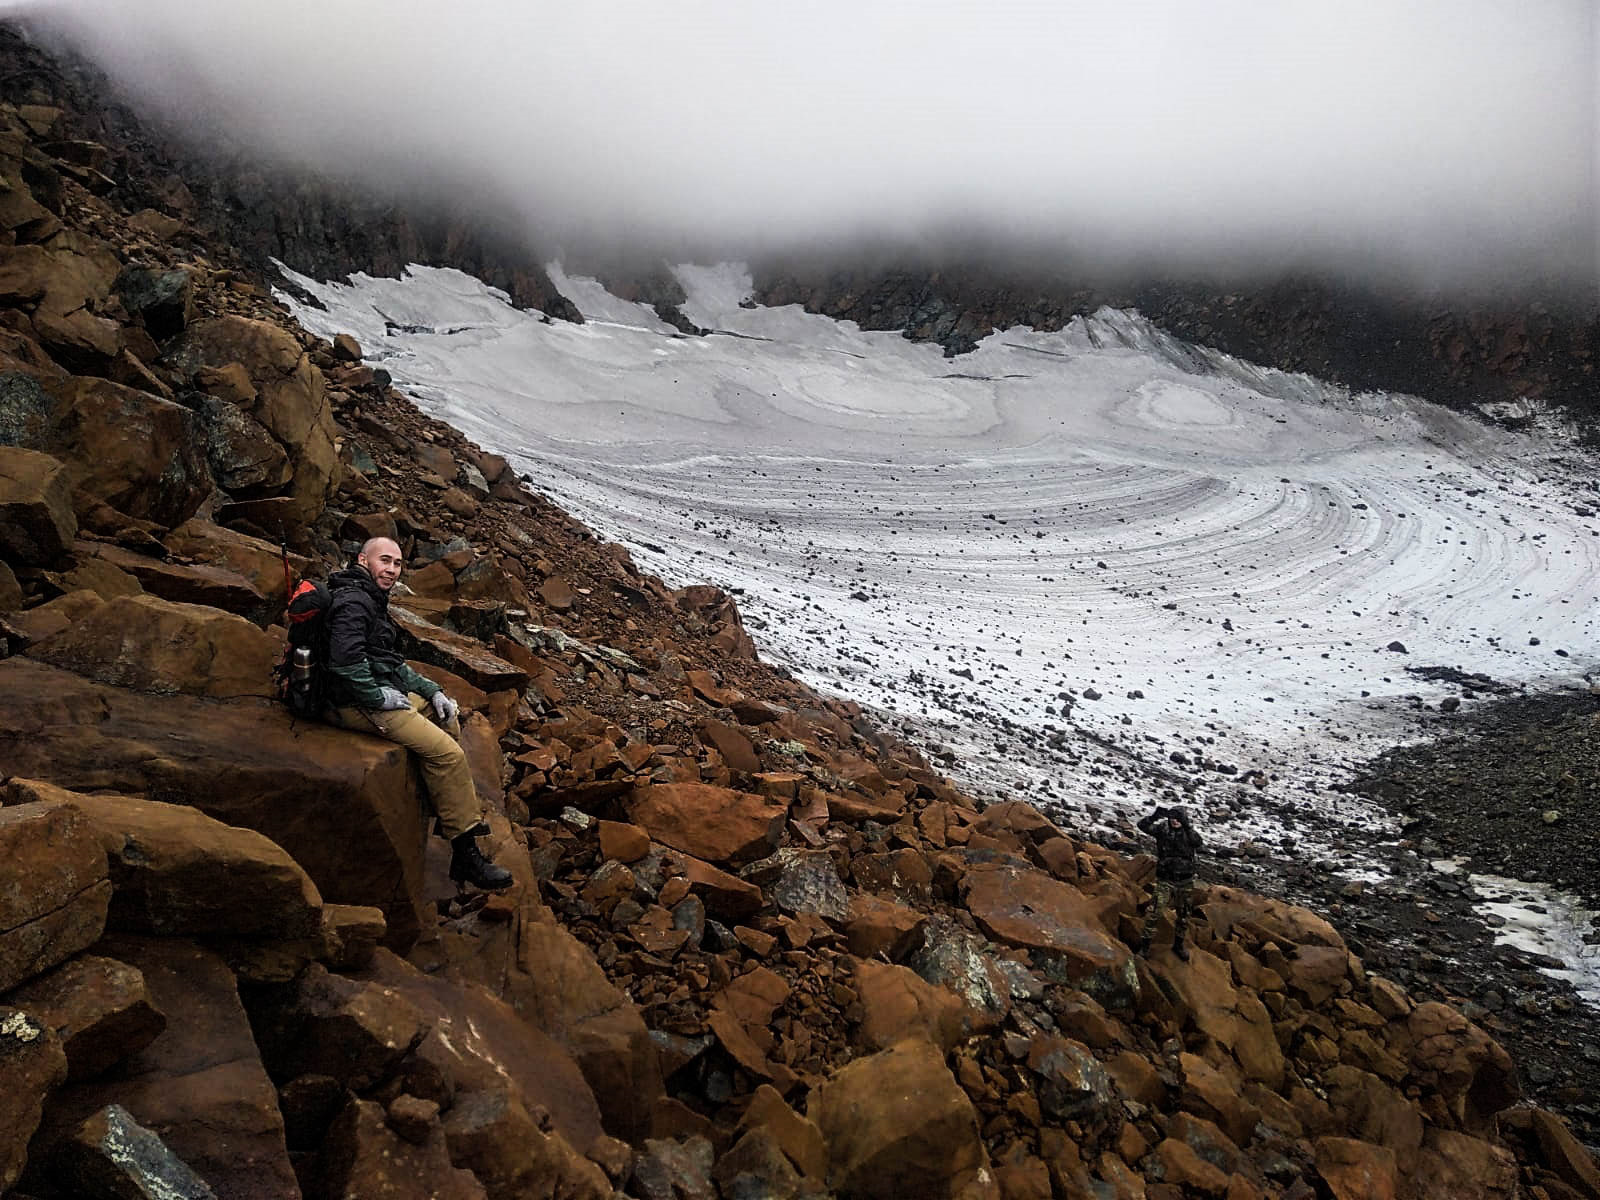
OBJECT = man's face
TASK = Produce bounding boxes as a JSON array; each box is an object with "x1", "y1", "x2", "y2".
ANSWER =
[{"x1": 358, "y1": 539, "x2": 403, "y2": 591}]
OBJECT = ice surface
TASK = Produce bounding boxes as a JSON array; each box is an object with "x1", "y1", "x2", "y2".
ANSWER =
[{"x1": 279, "y1": 260, "x2": 1600, "y2": 996}]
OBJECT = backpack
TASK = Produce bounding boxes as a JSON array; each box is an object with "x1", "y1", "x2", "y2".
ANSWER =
[{"x1": 274, "y1": 579, "x2": 333, "y2": 720}]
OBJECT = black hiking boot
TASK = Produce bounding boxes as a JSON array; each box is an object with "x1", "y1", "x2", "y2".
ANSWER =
[{"x1": 450, "y1": 830, "x2": 513, "y2": 891}]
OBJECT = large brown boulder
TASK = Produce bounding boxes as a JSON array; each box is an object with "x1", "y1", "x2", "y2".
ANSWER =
[
  {"x1": 961, "y1": 862, "x2": 1131, "y2": 992},
  {"x1": 1402, "y1": 1002, "x2": 1518, "y2": 1132},
  {"x1": 1150, "y1": 945, "x2": 1284, "y2": 1088},
  {"x1": 306, "y1": 1098, "x2": 485, "y2": 1200},
  {"x1": 0, "y1": 657, "x2": 432, "y2": 947},
  {"x1": 5, "y1": 953, "x2": 166, "y2": 1081},
  {"x1": 171, "y1": 317, "x2": 338, "y2": 524},
  {"x1": 0, "y1": 237, "x2": 122, "y2": 365},
  {"x1": 164, "y1": 518, "x2": 308, "y2": 616},
  {"x1": 507, "y1": 921, "x2": 663, "y2": 1143},
  {"x1": 391, "y1": 606, "x2": 530, "y2": 692},
  {"x1": 28, "y1": 593, "x2": 278, "y2": 699},
  {"x1": 12, "y1": 781, "x2": 323, "y2": 940},
  {"x1": 853, "y1": 959, "x2": 978, "y2": 1052},
  {"x1": 0, "y1": 800, "x2": 110, "y2": 992},
  {"x1": 0, "y1": 372, "x2": 211, "y2": 528},
  {"x1": 0, "y1": 445, "x2": 75, "y2": 564},
  {"x1": 0, "y1": 1008, "x2": 68, "y2": 1194},
  {"x1": 1313, "y1": 1136, "x2": 1397, "y2": 1200},
  {"x1": 27, "y1": 936, "x2": 298, "y2": 1200},
  {"x1": 442, "y1": 1088, "x2": 611, "y2": 1200},
  {"x1": 809, "y1": 1038, "x2": 995, "y2": 1200},
  {"x1": 79, "y1": 542, "x2": 274, "y2": 626},
  {"x1": 626, "y1": 782, "x2": 787, "y2": 865}
]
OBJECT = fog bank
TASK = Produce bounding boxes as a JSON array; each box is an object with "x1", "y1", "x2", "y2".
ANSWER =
[{"x1": 13, "y1": 1, "x2": 1599, "y2": 293}]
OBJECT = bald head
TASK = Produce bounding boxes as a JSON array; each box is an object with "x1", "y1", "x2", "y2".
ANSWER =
[{"x1": 357, "y1": 537, "x2": 403, "y2": 591}]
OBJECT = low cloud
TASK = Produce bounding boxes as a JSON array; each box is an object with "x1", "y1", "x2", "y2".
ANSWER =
[{"x1": 15, "y1": 0, "x2": 1598, "y2": 294}]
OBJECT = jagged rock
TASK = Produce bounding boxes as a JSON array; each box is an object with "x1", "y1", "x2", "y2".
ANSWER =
[
  {"x1": 1313, "y1": 1136, "x2": 1397, "y2": 1200},
  {"x1": 853, "y1": 959, "x2": 972, "y2": 1051},
  {"x1": 809, "y1": 1038, "x2": 996, "y2": 1200},
  {"x1": 1152, "y1": 1135, "x2": 1232, "y2": 1196},
  {"x1": 26, "y1": 936, "x2": 297, "y2": 1200},
  {"x1": 1151, "y1": 945, "x2": 1284, "y2": 1087},
  {"x1": 1406, "y1": 1128, "x2": 1517, "y2": 1200},
  {"x1": 630, "y1": 1136, "x2": 716, "y2": 1200},
  {"x1": 441, "y1": 1087, "x2": 611, "y2": 1200},
  {"x1": 700, "y1": 717, "x2": 760, "y2": 772},
  {"x1": 27, "y1": 593, "x2": 277, "y2": 697},
  {"x1": 0, "y1": 237, "x2": 122, "y2": 364},
  {"x1": 0, "y1": 657, "x2": 433, "y2": 946},
  {"x1": 0, "y1": 444, "x2": 74, "y2": 564},
  {"x1": 598, "y1": 819, "x2": 652, "y2": 863},
  {"x1": 252, "y1": 963, "x2": 428, "y2": 1091},
  {"x1": 738, "y1": 1084, "x2": 828, "y2": 1182},
  {"x1": 0, "y1": 799, "x2": 110, "y2": 992},
  {"x1": 115, "y1": 265, "x2": 194, "y2": 342},
  {"x1": 80, "y1": 541, "x2": 274, "y2": 624},
  {"x1": 905, "y1": 915, "x2": 1011, "y2": 1031},
  {"x1": 6, "y1": 953, "x2": 166, "y2": 1080},
  {"x1": 52, "y1": 1103, "x2": 217, "y2": 1200},
  {"x1": 0, "y1": 1007, "x2": 68, "y2": 1193},
  {"x1": 712, "y1": 1126, "x2": 814, "y2": 1200},
  {"x1": 391, "y1": 606, "x2": 530, "y2": 692},
  {"x1": 1500, "y1": 1107, "x2": 1600, "y2": 1198},
  {"x1": 170, "y1": 316, "x2": 339, "y2": 524},
  {"x1": 742, "y1": 847, "x2": 849, "y2": 922},
  {"x1": 44, "y1": 546, "x2": 143, "y2": 600},
  {"x1": 306, "y1": 1098, "x2": 486, "y2": 1200},
  {"x1": 509, "y1": 921, "x2": 663, "y2": 1142},
  {"x1": 331, "y1": 332, "x2": 363, "y2": 362},
  {"x1": 162, "y1": 518, "x2": 306, "y2": 615},
  {"x1": 674, "y1": 851, "x2": 768, "y2": 920},
  {"x1": 627, "y1": 783, "x2": 787, "y2": 866},
  {"x1": 1026, "y1": 1035, "x2": 1116, "y2": 1124},
  {"x1": 1401, "y1": 1001, "x2": 1517, "y2": 1132},
  {"x1": 0, "y1": 373, "x2": 211, "y2": 528},
  {"x1": 843, "y1": 893, "x2": 927, "y2": 961},
  {"x1": 386, "y1": 1094, "x2": 439, "y2": 1145},
  {"x1": 14, "y1": 782, "x2": 322, "y2": 939},
  {"x1": 322, "y1": 904, "x2": 387, "y2": 971},
  {"x1": 1321, "y1": 1065, "x2": 1422, "y2": 1159},
  {"x1": 3, "y1": 586, "x2": 102, "y2": 645},
  {"x1": 192, "y1": 393, "x2": 294, "y2": 493},
  {"x1": 961, "y1": 863, "x2": 1131, "y2": 992}
]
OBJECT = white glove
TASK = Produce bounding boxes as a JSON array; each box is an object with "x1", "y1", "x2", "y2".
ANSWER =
[
  {"x1": 377, "y1": 687, "x2": 411, "y2": 711},
  {"x1": 431, "y1": 691, "x2": 459, "y2": 722}
]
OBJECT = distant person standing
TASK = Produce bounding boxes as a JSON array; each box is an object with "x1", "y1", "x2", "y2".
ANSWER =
[{"x1": 1136, "y1": 805, "x2": 1202, "y2": 961}]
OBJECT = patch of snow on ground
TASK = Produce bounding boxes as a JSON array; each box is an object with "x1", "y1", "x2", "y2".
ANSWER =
[{"x1": 278, "y1": 260, "x2": 1600, "y2": 865}]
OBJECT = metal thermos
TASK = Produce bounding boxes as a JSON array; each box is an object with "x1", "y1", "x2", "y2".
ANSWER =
[{"x1": 291, "y1": 647, "x2": 313, "y2": 684}]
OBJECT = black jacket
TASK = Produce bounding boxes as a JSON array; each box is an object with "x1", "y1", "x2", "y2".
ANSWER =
[
  {"x1": 1137, "y1": 807, "x2": 1202, "y2": 881},
  {"x1": 324, "y1": 567, "x2": 438, "y2": 710}
]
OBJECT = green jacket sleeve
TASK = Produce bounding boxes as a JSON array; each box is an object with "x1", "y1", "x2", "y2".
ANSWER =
[
  {"x1": 328, "y1": 660, "x2": 389, "y2": 710},
  {"x1": 394, "y1": 662, "x2": 441, "y2": 700}
]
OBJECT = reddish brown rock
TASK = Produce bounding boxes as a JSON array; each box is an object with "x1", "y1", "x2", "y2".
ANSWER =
[
  {"x1": 1402, "y1": 1001, "x2": 1517, "y2": 1132},
  {"x1": 738, "y1": 1084, "x2": 828, "y2": 1181},
  {"x1": 538, "y1": 575, "x2": 576, "y2": 610},
  {"x1": 307, "y1": 1098, "x2": 485, "y2": 1200},
  {"x1": 809, "y1": 1038, "x2": 995, "y2": 1200},
  {"x1": 6, "y1": 954, "x2": 165, "y2": 1080},
  {"x1": 675, "y1": 852, "x2": 768, "y2": 920},
  {"x1": 391, "y1": 606, "x2": 530, "y2": 692},
  {"x1": 844, "y1": 893, "x2": 927, "y2": 961},
  {"x1": 598, "y1": 820, "x2": 652, "y2": 863},
  {"x1": 442, "y1": 1087, "x2": 610, "y2": 1200},
  {"x1": 3, "y1": 587, "x2": 102, "y2": 646},
  {"x1": 627, "y1": 782, "x2": 786, "y2": 865},
  {"x1": 1151, "y1": 945, "x2": 1283, "y2": 1088},
  {"x1": 0, "y1": 657, "x2": 433, "y2": 947},
  {"x1": 1406, "y1": 1129, "x2": 1518, "y2": 1200},
  {"x1": 28, "y1": 593, "x2": 277, "y2": 698},
  {"x1": 700, "y1": 717, "x2": 761, "y2": 773},
  {"x1": 509, "y1": 921, "x2": 663, "y2": 1142},
  {"x1": 1501, "y1": 1107, "x2": 1600, "y2": 1198},
  {"x1": 0, "y1": 799, "x2": 110, "y2": 992},
  {"x1": 0, "y1": 1007, "x2": 68, "y2": 1194},
  {"x1": 4, "y1": 373, "x2": 212, "y2": 528},
  {"x1": 332, "y1": 332, "x2": 363, "y2": 362},
  {"x1": 962, "y1": 862, "x2": 1129, "y2": 986},
  {"x1": 171, "y1": 316, "x2": 339, "y2": 524},
  {"x1": 30, "y1": 936, "x2": 297, "y2": 1200},
  {"x1": 1153, "y1": 1137, "x2": 1230, "y2": 1197},
  {"x1": 163, "y1": 518, "x2": 308, "y2": 615},
  {"x1": 853, "y1": 959, "x2": 972, "y2": 1052},
  {"x1": 0, "y1": 445, "x2": 76, "y2": 564},
  {"x1": 1313, "y1": 1136, "x2": 1397, "y2": 1200}
]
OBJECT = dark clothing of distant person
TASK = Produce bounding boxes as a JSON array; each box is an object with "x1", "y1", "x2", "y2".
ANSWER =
[{"x1": 1137, "y1": 805, "x2": 1203, "y2": 960}]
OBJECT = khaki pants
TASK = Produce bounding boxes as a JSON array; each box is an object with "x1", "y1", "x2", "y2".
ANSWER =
[
  {"x1": 330, "y1": 694, "x2": 482, "y2": 839},
  {"x1": 1141, "y1": 877, "x2": 1195, "y2": 945}
]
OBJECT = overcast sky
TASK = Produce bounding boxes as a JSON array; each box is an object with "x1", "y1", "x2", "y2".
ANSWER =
[{"x1": 12, "y1": 0, "x2": 1598, "y2": 292}]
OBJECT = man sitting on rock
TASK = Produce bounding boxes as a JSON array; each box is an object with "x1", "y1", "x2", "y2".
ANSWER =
[
  {"x1": 1136, "y1": 804, "x2": 1202, "y2": 961},
  {"x1": 324, "y1": 536, "x2": 512, "y2": 891}
]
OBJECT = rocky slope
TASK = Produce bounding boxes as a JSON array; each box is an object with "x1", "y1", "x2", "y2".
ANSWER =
[{"x1": 0, "y1": 24, "x2": 1598, "y2": 1200}]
